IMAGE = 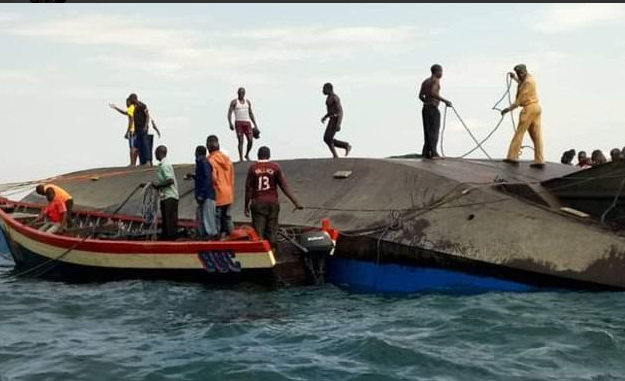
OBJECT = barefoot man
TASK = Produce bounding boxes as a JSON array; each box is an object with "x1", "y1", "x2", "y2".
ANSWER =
[
  {"x1": 321, "y1": 82, "x2": 351, "y2": 158},
  {"x1": 228, "y1": 87, "x2": 259, "y2": 162}
]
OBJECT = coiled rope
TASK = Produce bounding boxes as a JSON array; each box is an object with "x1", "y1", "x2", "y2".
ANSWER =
[
  {"x1": 440, "y1": 73, "x2": 533, "y2": 161},
  {"x1": 141, "y1": 184, "x2": 160, "y2": 241}
]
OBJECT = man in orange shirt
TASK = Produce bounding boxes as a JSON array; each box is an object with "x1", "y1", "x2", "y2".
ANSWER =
[
  {"x1": 206, "y1": 135, "x2": 235, "y2": 236},
  {"x1": 30, "y1": 188, "x2": 67, "y2": 234},
  {"x1": 36, "y1": 184, "x2": 73, "y2": 227}
]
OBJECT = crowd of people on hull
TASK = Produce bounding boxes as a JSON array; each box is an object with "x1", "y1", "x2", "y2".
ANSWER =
[
  {"x1": 560, "y1": 148, "x2": 624, "y2": 168},
  {"x1": 31, "y1": 63, "x2": 610, "y2": 243}
]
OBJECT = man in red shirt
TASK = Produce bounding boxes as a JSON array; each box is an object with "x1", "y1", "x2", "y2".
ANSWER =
[
  {"x1": 29, "y1": 188, "x2": 67, "y2": 234},
  {"x1": 245, "y1": 146, "x2": 303, "y2": 248},
  {"x1": 36, "y1": 183, "x2": 73, "y2": 228}
]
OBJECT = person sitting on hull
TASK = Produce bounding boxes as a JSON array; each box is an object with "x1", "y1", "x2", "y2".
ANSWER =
[
  {"x1": 29, "y1": 188, "x2": 68, "y2": 234},
  {"x1": 610, "y1": 148, "x2": 623, "y2": 162},
  {"x1": 560, "y1": 149, "x2": 576, "y2": 165},
  {"x1": 244, "y1": 146, "x2": 303, "y2": 250},
  {"x1": 151, "y1": 145, "x2": 179, "y2": 240},
  {"x1": 501, "y1": 64, "x2": 545, "y2": 168},
  {"x1": 591, "y1": 149, "x2": 607, "y2": 166},
  {"x1": 576, "y1": 151, "x2": 588, "y2": 167},
  {"x1": 36, "y1": 183, "x2": 73, "y2": 228}
]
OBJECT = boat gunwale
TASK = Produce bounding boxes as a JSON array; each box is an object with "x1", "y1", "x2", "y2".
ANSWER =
[{"x1": 0, "y1": 198, "x2": 271, "y2": 254}]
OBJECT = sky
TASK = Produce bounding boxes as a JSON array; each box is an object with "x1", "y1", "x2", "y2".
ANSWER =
[{"x1": 1, "y1": 3, "x2": 625, "y2": 183}]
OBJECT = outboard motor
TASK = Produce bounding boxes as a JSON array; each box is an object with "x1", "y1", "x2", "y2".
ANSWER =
[{"x1": 297, "y1": 230, "x2": 334, "y2": 285}]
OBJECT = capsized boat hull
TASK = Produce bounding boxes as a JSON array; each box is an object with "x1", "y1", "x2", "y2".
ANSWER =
[
  {"x1": 9, "y1": 157, "x2": 625, "y2": 292},
  {"x1": 327, "y1": 236, "x2": 623, "y2": 293}
]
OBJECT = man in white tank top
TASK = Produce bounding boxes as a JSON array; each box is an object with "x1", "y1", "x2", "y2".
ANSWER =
[{"x1": 227, "y1": 87, "x2": 259, "y2": 162}]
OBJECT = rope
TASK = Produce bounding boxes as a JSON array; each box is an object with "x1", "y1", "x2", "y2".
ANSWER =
[
  {"x1": 334, "y1": 183, "x2": 475, "y2": 238},
  {"x1": 141, "y1": 184, "x2": 160, "y2": 240},
  {"x1": 505, "y1": 75, "x2": 518, "y2": 132},
  {"x1": 439, "y1": 73, "x2": 535, "y2": 161},
  {"x1": 0, "y1": 186, "x2": 37, "y2": 198},
  {"x1": 372, "y1": 210, "x2": 402, "y2": 291},
  {"x1": 300, "y1": 166, "x2": 625, "y2": 243},
  {"x1": 0, "y1": 167, "x2": 157, "y2": 197},
  {"x1": 601, "y1": 178, "x2": 625, "y2": 226},
  {"x1": 302, "y1": 181, "x2": 476, "y2": 216},
  {"x1": 448, "y1": 106, "x2": 494, "y2": 161},
  {"x1": 440, "y1": 106, "x2": 448, "y2": 157}
]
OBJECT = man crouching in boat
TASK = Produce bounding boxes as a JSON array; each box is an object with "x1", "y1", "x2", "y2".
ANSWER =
[
  {"x1": 29, "y1": 188, "x2": 68, "y2": 234},
  {"x1": 36, "y1": 184, "x2": 73, "y2": 228},
  {"x1": 151, "y1": 145, "x2": 179, "y2": 240}
]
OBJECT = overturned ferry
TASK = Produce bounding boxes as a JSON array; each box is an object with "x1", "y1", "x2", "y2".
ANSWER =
[{"x1": 1, "y1": 156, "x2": 624, "y2": 293}]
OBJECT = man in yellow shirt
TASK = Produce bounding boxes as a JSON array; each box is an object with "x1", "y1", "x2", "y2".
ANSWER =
[
  {"x1": 109, "y1": 97, "x2": 138, "y2": 166},
  {"x1": 501, "y1": 64, "x2": 544, "y2": 168}
]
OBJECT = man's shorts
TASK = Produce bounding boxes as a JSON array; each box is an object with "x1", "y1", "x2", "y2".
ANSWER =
[
  {"x1": 328, "y1": 117, "x2": 341, "y2": 132},
  {"x1": 126, "y1": 132, "x2": 137, "y2": 149},
  {"x1": 235, "y1": 121, "x2": 253, "y2": 140}
]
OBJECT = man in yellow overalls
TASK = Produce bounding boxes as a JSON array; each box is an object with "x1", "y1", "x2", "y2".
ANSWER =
[{"x1": 501, "y1": 64, "x2": 544, "y2": 169}]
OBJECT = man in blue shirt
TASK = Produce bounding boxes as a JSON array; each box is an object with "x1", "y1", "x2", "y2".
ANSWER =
[{"x1": 188, "y1": 145, "x2": 218, "y2": 240}]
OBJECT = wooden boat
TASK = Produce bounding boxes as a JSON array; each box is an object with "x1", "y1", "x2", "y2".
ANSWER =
[{"x1": 0, "y1": 197, "x2": 336, "y2": 285}]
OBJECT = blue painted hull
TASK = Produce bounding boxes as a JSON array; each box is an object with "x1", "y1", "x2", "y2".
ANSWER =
[{"x1": 326, "y1": 257, "x2": 536, "y2": 294}]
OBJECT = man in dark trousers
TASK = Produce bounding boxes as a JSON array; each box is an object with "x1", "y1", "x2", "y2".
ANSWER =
[
  {"x1": 206, "y1": 135, "x2": 235, "y2": 237},
  {"x1": 244, "y1": 146, "x2": 303, "y2": 249},
  {"x1": 418, "y1": 64, "x2": 452, "y2": 160},
  {"x1": 151, "y1": 145, "x2": 179, "y2": 240},
  {"x1": 321, "y1": 82, "x2": 352, "y2": 158},
  {"x1": 187, "y1": 145, "x2": 218, "y2": 240},
  {"x1": 128, "y1": 93, "x2": 161, "y2": 166}
]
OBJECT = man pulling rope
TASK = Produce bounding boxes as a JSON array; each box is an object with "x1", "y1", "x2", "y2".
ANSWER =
[{"x1": 501, "y1": 64, "x2": 545, "y2": 169}]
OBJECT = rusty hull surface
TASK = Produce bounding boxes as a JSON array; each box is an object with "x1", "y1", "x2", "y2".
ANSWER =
[{"x1": 15, "y1": 157, "x2": 625, "y2": 289}]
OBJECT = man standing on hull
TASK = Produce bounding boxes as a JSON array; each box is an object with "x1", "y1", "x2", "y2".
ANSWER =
[
  {"x1": 501, "y1": 64, "x2": 545, "y2": 168},
  {"x1": 228, "y1": 87, "x2": 259, "y2": 162},
  {"x1": 128, "y1": 93, "x2": 161, "y2": 166},
  {"x1": 321, "y1": 82, "x2": 351, "y2": 158},
  {"x1": 245, "y1": 146, "x2": 303, "y2": 249},
  {"x1": 206, "y1": 135, "x2": 235, "y2": 237},
  {"x1": 418, "y1": 64, "x2": 452, "y2": 160}
]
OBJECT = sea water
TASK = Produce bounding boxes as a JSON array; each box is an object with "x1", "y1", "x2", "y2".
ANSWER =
[{"x1": 1, "y1": 235, "x2": 624, "y2": 381}]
